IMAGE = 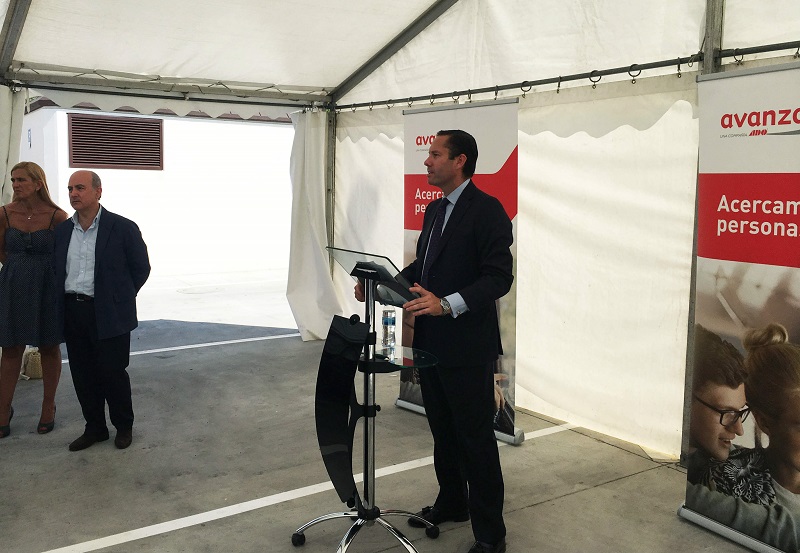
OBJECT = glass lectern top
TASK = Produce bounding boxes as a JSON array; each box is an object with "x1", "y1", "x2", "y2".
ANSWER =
[{"x1": 328, "y1": 246, "x2": 419, "y2": 307}]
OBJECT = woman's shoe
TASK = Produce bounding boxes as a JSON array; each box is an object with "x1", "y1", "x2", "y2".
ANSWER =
[
  {"x1": 37, "y1": 405, "x2": 55, "y2": 435},
  {"x1": 0, "y1": 406, "x2": 14, "y2": 439}
]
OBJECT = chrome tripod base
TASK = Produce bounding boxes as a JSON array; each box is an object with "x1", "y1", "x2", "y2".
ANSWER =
[{"x1": 291, "y1": 508, "x2": 439, "y2": 552}]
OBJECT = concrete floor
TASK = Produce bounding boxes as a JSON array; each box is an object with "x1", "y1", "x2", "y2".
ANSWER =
[{"x1": 0, "y1": 272, "x2": 750, "y2": 553}]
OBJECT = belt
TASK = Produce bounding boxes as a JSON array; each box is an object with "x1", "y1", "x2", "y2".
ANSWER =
[{"x1": 65, "y1": 293, "x2": 94, "y2": 302}]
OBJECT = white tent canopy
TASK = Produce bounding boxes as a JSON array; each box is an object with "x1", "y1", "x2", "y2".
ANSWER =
[
  {"x1": 2, "y1": 0, "x2": 440, "y2": 99},
  {"x1": 1, "y1": 0, "x2": 798, "y2": 456}
]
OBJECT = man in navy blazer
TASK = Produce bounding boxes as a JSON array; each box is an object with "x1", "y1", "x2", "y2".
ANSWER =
[
  {"x1": 54, "y1": 170, "x2": 150, "y2": 451},
  {"x1": 358, "y1": 130, "x2": 513, "y2": 553}
]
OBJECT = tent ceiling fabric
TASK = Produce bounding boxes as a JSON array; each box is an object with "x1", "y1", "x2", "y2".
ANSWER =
[
  {"x1": 1, "y1": 0, "x2": 796, "y2": 110},
  {"x1": 339, "y1": 0, "x2": 707, "y2": 105},
  {"x1": 723, "y1": 0, "x2": 800, "y2": 51},
  {"x1": 3, "y1": 0, "x2": 438, "y2": 103}
]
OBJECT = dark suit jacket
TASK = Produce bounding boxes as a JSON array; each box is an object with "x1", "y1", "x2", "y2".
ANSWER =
[
  {"x1": 400, "y1": 181, "x2": 513, "y2": 368},
  {"x1": 54, "y1": 207, "x2": 151, "y2": 340}
]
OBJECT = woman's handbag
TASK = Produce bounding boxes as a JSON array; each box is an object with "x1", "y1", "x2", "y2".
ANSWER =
[{"x1": 23, "y1": 346, "x2": 43, "y2": 379}]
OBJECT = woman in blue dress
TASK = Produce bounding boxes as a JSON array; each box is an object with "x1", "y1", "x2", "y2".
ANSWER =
[{"x1": 0, "y1": 162, "x2": 68, "y2": 438}]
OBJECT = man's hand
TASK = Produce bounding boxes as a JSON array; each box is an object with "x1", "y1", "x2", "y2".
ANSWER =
[
  {"x1": 354, "y1": 280, "x2": 365, "y2": 302},
  {"x1": 403, "y1": 282, "x2": 445, "y2": 316},
  {"x1": 494, "y1": 373, "x2": 508, "y2": 412}
]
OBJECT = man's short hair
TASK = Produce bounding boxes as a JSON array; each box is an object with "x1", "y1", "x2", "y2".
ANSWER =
[
  {"x1": 89, "y1": 171, "x2": 102, "y2": 189},
  {"x1": 437, "y1": 130, "x2": 478, "y2": 178},
  {"x1": 692, "y1": 324, "x2": 747, "y2": 391}
]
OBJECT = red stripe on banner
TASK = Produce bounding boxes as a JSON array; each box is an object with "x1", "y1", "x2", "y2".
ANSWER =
[
  {"x1": 697, "y1": 173, "x2": 800, "y2": 267},
  {"x1": 404, "y1": 147, "x2": 519, "y2": 231}
]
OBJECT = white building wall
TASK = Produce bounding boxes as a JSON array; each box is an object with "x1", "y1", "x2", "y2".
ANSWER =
[{"x1": 19, "y1": 109, "x2": 294, "y2": 279}]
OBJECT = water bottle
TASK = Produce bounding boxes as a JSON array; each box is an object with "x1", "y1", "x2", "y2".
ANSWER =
[{"x1": 381, "y1": 309, "x2": 396, "y2": 348}]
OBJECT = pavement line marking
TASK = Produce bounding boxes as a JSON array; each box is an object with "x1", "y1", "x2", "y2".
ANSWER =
[
  {"x1": 40, "y1": 422, "x2": 574, "y2": 553},
  {"x1": 367, "y1": 423, "x2": 577, "y2": 480},
  {"x1": 39, "y1": 482, "x2": 336, "y2": 553},
  {"x1": 60, "y1": 333, "x2": 302, "y2": 364},
  {"x1": 526, "y1": 422, "x2": 578, "y2": 437}
]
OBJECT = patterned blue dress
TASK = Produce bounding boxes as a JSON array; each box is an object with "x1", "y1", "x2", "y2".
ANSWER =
[{"x1": 0, "y1": 206, "x2": 62, "y2": 347}]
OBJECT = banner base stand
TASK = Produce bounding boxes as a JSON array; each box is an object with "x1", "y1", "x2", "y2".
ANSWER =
[
  {"x1": 677, "y1": 504, "x2": 783, "y2": 553},
  {"x1": 395, "y1": 399, "x2": 525, "y2": 445},
  {"x1": 395, "y1": 398, "x2": 426, "y2": 415},
  {"x1": 495, "y1": 427, "x2": 524, "y2": 445}
]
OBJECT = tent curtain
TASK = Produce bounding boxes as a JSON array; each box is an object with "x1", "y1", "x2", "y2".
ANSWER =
[
  {"x1": 329, "y1": 76, "x2": 699, "y2": 456},
  {"x1": 332, "y1": 109, "x2": 405, "y2": 318},
  {"x1": 0, "y1": 86, "x2": 25, "y2": 206},
  {"x1": 515, "y1": 79, "x2": 699, "y2": 456},
  {"x1": 287, "y1": 110, "x2": 345, "y2": 340}
]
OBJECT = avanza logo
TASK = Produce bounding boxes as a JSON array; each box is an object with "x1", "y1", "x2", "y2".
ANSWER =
[
  {"x1": 415, "y1": 135, "x2": 436, "y2": 146},
  {"x1": 721, "y1": 108, "x2": 800, "y2": 129}
]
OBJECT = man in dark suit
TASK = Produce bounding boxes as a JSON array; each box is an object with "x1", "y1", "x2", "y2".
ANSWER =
[
  {"x1": 54, "y1": 170, "x2": 150, "y2": 451},
  {"x1": 357, "y1": 130, "x2": 513, "y2": 553}
]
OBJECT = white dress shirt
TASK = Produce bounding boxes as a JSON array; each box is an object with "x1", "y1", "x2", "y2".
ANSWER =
[{"x1": 65, "y1": 206, "x2": 102, "y2": 297}]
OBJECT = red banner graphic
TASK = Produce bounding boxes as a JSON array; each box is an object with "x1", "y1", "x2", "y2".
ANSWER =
[
  {"x1": 697, "y1": 172, "x2": 800, "y2": 267},
  {"x1": 404, "y1": 147, "x2": 519, "y2": 231}
]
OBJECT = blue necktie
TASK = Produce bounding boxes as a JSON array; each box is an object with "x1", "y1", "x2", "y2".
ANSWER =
[{"x1": 420, "y1": 198, "x2": 449, "y2": 288}]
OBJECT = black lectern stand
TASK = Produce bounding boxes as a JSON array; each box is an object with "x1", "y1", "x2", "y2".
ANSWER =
[{"x1": 291, "y1": 248, "x2": 438, "y2": 552}]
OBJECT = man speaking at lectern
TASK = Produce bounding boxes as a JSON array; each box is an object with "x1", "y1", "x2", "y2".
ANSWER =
[{"x1": 357, "y1": 129, "x2": 513, "y2": 553}]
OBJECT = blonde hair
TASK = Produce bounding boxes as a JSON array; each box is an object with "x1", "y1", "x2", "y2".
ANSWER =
[
  {"x1": 11, "y1": 161, "x2": 61, "y2": 211},
  {"x1": 743, "y1": 323, "x2": 800, "y2": 420}
]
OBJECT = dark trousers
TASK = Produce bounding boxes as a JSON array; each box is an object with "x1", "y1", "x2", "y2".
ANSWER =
[
  {"x1": 419, "y1": 361, "x2": 506, "y2": 544},
  {"x1": 64, "y1": 298, "x2": 133, "y2": 437}
]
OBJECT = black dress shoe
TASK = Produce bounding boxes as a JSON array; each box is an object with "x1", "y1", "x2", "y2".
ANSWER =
[
  {"x1": 69, "y1": 431, "x2": 109, "y2": 451},
  {"x1": 115, "y1": 428, "x2": 133, "y2": 449},
  {"x1": 467, "y1": 538, "x2": 506, "y2": 553},
  {"x1": 408, "y1": 505, "x2": 470, "y2": 528}
]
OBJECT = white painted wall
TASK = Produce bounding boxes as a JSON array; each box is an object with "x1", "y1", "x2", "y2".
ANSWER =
[{"x1": 19, "y1": 109, "x2": 294, "y2": 279}]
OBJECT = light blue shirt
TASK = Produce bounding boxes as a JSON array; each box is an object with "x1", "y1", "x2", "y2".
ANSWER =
[
  {"x1": 65, "y1": 206, "x2": 102, "y2": 297},
  {"x1": 440, "y1": 180, "x2": 469, "y2": 318}
]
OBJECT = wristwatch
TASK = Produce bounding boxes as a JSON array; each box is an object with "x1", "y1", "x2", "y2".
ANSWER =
[{"x1": 440, "y1": 297, "x2": 452, "y2": 316}]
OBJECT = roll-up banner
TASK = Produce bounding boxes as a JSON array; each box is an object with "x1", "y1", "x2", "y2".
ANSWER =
[
  {"x1": 680, "y1": 62, "x2": 800, "y2": 553},
  {"x1": 400, "y1": 99, "x2": 522, "y2": 444}
]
